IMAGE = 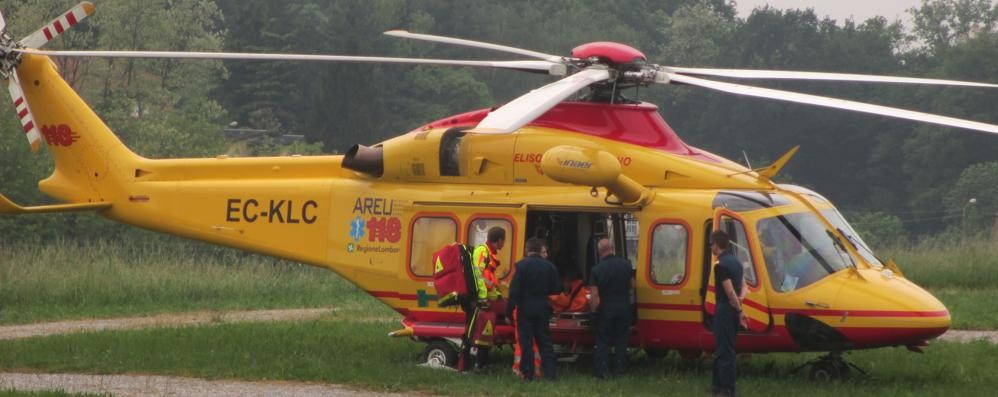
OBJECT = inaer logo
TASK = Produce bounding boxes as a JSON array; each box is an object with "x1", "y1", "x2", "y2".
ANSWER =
[
  {"x1": 41, "y1": 124, "x2": 80, "y2": 147},
  {"x1": 558, "y1": 159, "x2": 592, "y2": 169}
]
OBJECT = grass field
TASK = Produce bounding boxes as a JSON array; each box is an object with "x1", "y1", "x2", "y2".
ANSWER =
[
  {"x1": 2, "y1": 236, "x2": 997, "y2": 328},
  {"x1": 0, "y1": 318, "x2": 995, "y2": 396},
  {"x1": 2, "y1": 237, "x2": 997, "y2": 394},
  {"x1": 0, "y1": 237, "x2": 390, "y2": 325}
]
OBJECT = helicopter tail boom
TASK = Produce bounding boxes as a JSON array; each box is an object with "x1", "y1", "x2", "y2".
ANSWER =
[{"x1": 16, "y1": 53, "x2": 142, "y2": 206}]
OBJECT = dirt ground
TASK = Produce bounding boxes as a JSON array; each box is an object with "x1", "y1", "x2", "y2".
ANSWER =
[
  {"x1": 0, "y1": 308, "x2": 335, "y2": 341},
  {"x1": 0, "y1": 372, "x2": 411, "y2": 397}
]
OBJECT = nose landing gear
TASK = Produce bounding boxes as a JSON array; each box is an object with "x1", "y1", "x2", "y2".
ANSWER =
[{"x1": 793, "y1": 352, "x2": 868, "y2": 381}]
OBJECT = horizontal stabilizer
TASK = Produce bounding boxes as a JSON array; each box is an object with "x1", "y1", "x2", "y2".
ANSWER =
[{"x1": 0, "y1": 193, "x2": 110, "y2": 215}]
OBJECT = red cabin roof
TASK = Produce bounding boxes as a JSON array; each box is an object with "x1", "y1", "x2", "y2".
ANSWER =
[{"x1": 423, "y1": 101, "x2": 718, "y2": 163}]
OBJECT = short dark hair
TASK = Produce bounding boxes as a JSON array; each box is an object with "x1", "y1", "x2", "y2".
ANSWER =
[
  {"x1": 487, "y1": 226, "x2": 506, "y2": 243},
  {"x1": 525, "y1": 237, "x2": 546, "y2": 254},
  {"x1": 710, "y1": 230, "x2": 730, "y2": 249}
]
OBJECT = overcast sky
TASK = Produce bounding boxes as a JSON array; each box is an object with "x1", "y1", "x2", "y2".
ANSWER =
[{"x1": 734, "y1": 0, "x2": 924, "y2": 25}]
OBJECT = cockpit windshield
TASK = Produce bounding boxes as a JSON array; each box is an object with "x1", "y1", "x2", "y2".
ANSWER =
[
  {"x1": 820, "y1": 208, "x2": 884, "y2": 267},
  {"x1": 756, "y1": 212, "x2": 853, "y2": 292}
]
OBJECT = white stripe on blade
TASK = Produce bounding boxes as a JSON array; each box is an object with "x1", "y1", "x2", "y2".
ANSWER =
[
  {"x1": 19, "y1": 2, "x2": 95, "y2": 49},
  {"x1": 8, "y1": 74, "x2": 42, "y2": 153}
]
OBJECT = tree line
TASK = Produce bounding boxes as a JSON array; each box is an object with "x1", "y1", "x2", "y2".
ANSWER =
[{"x1": 1, "y1": 0, "x2": 996, "y2": 242}]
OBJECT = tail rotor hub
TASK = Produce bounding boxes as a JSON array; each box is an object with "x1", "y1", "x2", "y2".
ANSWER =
[{"x1": 0, "y1": 29, "x2": 21, "y2": 78}]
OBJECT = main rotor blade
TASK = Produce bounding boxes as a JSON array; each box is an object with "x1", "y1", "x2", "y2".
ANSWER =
[
  {"x1": 19, "y1": 2, "x2": 95, "y2": 49},
  {"x1": 665, "y1": 73, "x2": 998, "y2": 135},
  {"x1": 15, "y1": 48, "x2": 558, "y2": 73},
  {"x1": 385, "y1": 30, "x2": 564, "y2": 63},
  {"x1": 668, "y1": 67, "x2": 998, "y2": 88},
  {"x1": 472, "y1": 68, "x2": 611, "y2": 134}
]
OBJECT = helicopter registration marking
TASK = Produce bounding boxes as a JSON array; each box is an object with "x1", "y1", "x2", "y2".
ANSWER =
[{"x1": 225, "y1": 198, "x2": 318, "y2": 224}]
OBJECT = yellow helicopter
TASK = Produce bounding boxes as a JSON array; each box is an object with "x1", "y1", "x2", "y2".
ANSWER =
[{"x1": 3, "y1": 2, "x2": 996, "y2": 380}]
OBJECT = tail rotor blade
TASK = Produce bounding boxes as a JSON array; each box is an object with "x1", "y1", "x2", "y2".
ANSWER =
[
  {"x1": 19, "y1": 1, "x2": 95, "y2": 49},
  {"x1": 7, "y1": 73, "x2": 42, "y2": 153}
]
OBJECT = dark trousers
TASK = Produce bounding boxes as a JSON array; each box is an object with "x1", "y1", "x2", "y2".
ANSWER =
[
  {"x1": 459, "y1": 301, "x2": 490, "y2": 371},
  {"x1": 594, "y1": 301, "x2": 631, "y2": 378},
  {"x1": 712, "y1": 305, "x2": 739, "y2": 396},
  {"x1": 516, "y1": 303, "x2": 557, "y2": 380}
]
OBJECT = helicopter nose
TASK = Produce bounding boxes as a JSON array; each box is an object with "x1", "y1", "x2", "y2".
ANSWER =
[{"x1": 831, "y1": 269, "x2": 950, "y2": 348}]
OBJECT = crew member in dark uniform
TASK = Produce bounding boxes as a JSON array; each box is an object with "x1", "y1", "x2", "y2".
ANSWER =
[
  {"x1": 506, "y1": 237, "x2": 561, "y2": 381},
  {"x1": 589, "y1": 236, "x2": 634, "y2": 379},
  {"x1": 710, "y1": 230, "x2": 748, "y2": 397}
]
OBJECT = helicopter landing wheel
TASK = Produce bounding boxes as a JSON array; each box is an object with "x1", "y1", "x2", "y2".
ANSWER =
[
  {"x1": 422, "y1": 340, "x2": 458, "y2": 369},
  {"x1": 808, "y1": 355, "x2": 850, "y2": 381},
  {"x1": 645, "y1": 348, "x2": 669, "y2": 360},
  {"x1": 797, "y1": 352, "x2": 867, "y2": 382}
]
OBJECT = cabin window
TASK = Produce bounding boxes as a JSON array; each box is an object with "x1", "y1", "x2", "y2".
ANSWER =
[
  {"x1": 467, "y1": 218, "x2": 514, "y2": 279},
  {"x1": 718, "y1": 215, "x2": 758, "y2": 287},
  {"x1": 649, "y1": 223, "x2": 689, "y2": 286},
  {"x1": 409, "y1": 216, "x2": 458, "y2": 278}
]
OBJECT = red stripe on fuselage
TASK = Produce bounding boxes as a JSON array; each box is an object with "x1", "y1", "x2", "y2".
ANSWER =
[
  {"x1": 637, "y1": 303, "x2": 701, "y2": 311},
  {"x1": 367, "y1": 290, "x2": 419, "y2": 300},
  {"x1": 770, "y1": 308, "x2": 949, "y2": 318},
  {"x1": 705, "y1": 285, "x2": 767, "y2": 312}
]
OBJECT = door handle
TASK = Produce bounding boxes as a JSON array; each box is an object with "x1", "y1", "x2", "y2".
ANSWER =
[{"x1": 804, "y1": 300, "x2": 830, "y2": 309}]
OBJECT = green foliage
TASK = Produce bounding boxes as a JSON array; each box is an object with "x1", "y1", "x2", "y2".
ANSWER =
[
  {"x1": 944, "y1": 161, "x2": 998, "y2": 234},
  {"x1": 849, "y1": 212, "x2": 907, "y2": 247},
  {"x1": 1, "y1": 0, "x2": 998, "y2": 242}
]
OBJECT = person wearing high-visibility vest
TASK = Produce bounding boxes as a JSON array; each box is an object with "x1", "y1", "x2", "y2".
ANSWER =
[{"x1": 467, "y1": 226, "x2": 507, "y2": 370}]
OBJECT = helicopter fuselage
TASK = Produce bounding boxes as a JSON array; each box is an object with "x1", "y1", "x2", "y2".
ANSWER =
[{"x1": 15, "y1": 52, "x2": 950, "y2": 356}]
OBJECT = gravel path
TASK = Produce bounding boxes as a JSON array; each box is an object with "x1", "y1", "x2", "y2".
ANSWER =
[
  {"x1": 0, "y1": 308, "x2": 335, "y2": 340},
  {"x1": 937, "y1": 329, "x2": 998, "y2": 344},
  {"x1": 0, "y1": 372, "x2": 412, "y2": 397}
]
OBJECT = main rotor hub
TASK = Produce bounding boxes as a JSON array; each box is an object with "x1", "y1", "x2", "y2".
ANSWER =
[{"x1": 571, "y1": 42, "x2": 646, "y2": 65}]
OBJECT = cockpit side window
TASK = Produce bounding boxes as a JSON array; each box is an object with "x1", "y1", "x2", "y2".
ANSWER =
[
  {"x1": 439, "y1": 128, "x2": 466, "y2": 176},
  {"x1": 718, "y1": 215, "x2": 758, "y2": 287}
]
